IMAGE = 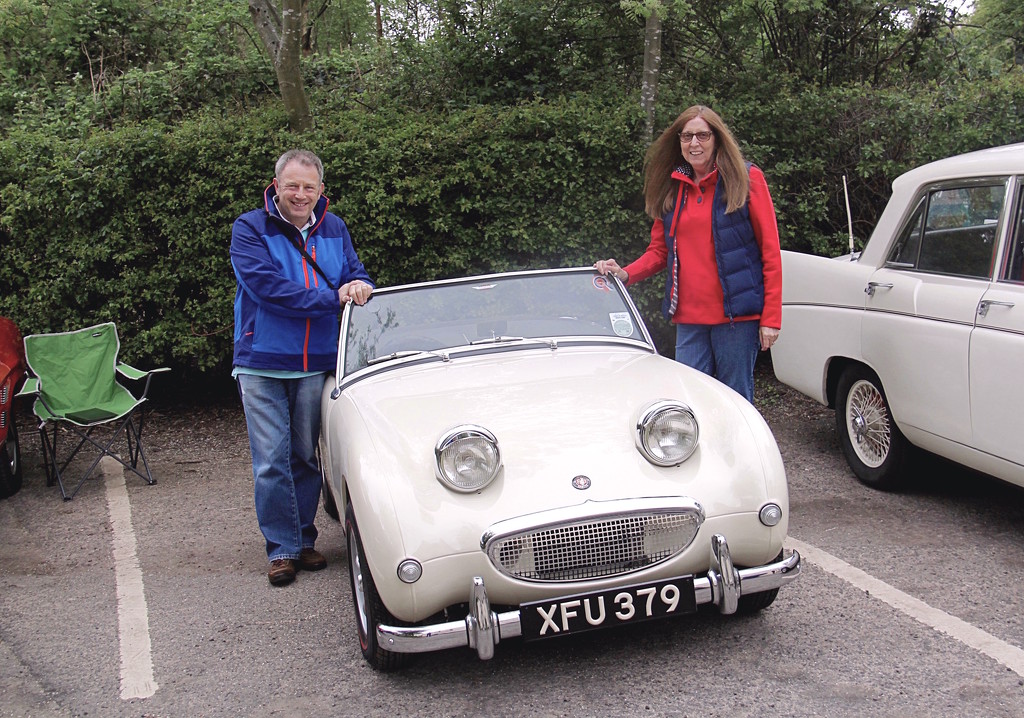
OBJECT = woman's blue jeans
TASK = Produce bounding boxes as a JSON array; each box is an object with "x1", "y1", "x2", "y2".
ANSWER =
[
  {"x1": 674, "y1": 321, "x2": 760, "y2": 403},
  {"x1": 237, "y1": 373, "x2": 324, "y2": 562}
]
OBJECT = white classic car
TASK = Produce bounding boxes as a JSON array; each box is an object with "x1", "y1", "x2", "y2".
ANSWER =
[
  {"x1": 318, "y1": 267, "x2": 800, "y2": 670},
  {"x1": 772, "y1": 142, "x2": 1024, "y2": 491}
]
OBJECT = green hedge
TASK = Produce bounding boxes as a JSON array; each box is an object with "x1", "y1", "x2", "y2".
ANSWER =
[
  {"x1": 0, "y1": 95, "x2": 657, "y2": 378},
  {"x1": 2, "y1": 77, "x2": 1023, "y2": 382}
]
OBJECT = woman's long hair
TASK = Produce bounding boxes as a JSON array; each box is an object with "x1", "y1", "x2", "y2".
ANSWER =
[{"x1": 643, "y1": 105, "x2": 750, "y2": 219}]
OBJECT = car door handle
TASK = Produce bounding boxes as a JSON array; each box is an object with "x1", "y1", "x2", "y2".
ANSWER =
[
  {"x1": 865, "y1": 282, "x2": 893, "y2": 297},
  {"x1": 977, "y1": 300, "x2": 1015, "y2": 317}
]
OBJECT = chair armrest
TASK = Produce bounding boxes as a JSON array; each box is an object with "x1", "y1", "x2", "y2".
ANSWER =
[
  {"x1": 116, "y1": 364, "x2": 170, "y2": 381},
  {"x1": 117, "y1": 364, "x2": 170, "y2": 401},
  {"x1": 16, "y1": 376, "x2": 38, "y2": 398},
  {"x1": 18, "y1": 377, "x2": 63, "y2": 423}
]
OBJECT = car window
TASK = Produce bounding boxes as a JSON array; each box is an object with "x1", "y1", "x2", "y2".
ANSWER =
[
  {"x1": 887, "y1": 183, "x2": 1004, "y2": 278},
  {"x1": 888, "y1": 198, "x2": 925, "y2": 266},
  {"x1": 342, "y1": 271, "x2": 644, "y2": 376},
  {"x1": 1001, "y1": 184, "x2": 1024, "y2": 283}
]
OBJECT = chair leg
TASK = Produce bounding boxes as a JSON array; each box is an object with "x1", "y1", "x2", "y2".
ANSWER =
[
  {"x1": 38, "y1": 414, "x2": 158, "y2": 500},
  {"x1": 37, "y1": 423, "x2": 58, "y2": 488},
  {"x1": 124, "y1": 418, "x2": 139, "y2": 467},
  {"x1": 124, "y1": 416, "x2": 156, "y2": 486},
  {"x1": 58, "y1": 425, "x2": 107, "y2": 500},
  {"x1": 38, "y1": 423, "x2": 83, "y2": 500}
]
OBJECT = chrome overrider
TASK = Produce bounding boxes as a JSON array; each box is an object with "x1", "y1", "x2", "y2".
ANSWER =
[{"x1": 375, "y1": 534, "x2": 801, "y2": 660}]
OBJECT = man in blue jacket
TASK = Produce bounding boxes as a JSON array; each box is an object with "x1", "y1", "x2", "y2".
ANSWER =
[{"x1": 231, "y1": 149, "x2": 374, "y2": 586}]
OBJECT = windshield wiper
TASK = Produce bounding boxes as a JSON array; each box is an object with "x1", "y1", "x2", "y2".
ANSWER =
[
  {"x1": 367, "y1": 349, "x2": 449, "y2": 366},
  {"x1": 469, "y1": 335, "x2": 557, "y2": 349},
  {"x1": 469, "y1": 335, "x2": 524, "y2": 345}
]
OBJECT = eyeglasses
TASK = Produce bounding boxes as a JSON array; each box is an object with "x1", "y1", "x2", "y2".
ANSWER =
[{"x1": 679, "y1": 131, "x2": 713, "y2": 143}]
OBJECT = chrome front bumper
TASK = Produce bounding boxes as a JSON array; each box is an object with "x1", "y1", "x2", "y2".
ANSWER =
[{"x1": 376, "y1": 534, "x2": 801, "y2": 660}]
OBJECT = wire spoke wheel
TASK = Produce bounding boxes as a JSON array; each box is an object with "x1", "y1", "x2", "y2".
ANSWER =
[
  {"x1": 846, "y1": 379, "x2": 891, "y2": 468},
  {"x1": 345, "y1": 503, "x2": 409, "y2": 671},
  {"x1": 835, "y1": 365, "x2": 908, "y2": 490}
]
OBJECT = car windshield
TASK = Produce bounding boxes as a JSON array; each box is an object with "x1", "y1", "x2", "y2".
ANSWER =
[{"x1": 341, "y1": 269, "x2": 646, "y2": 376}]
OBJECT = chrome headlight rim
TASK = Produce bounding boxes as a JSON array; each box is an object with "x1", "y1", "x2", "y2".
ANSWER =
[
  {"x1": 434, "y1": 424, "x2": 502, "y2": 493},
  {"x1": 759, "y1": 502, "x2": 784, "y2": 527},
  {"x1": 635, "y1": 400, "x2": 699, "y2": 467}
]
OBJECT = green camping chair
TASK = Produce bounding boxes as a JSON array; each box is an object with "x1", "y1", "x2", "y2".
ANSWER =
[{"x1": 17, "y1": 323, "x2": 169, "y2": 500}]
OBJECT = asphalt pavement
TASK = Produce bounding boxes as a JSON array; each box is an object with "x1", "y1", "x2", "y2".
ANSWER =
[{"x1": 2, "y1": 373, "x2": 1023, "y2": 717}]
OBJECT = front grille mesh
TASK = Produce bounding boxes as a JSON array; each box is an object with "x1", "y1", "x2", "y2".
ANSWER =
[{"x1": 486, "y1": 510, "x2": 702, "y2": 582}]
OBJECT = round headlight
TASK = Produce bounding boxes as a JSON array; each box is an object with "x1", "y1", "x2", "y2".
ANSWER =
[
  {"x1": 434, "y1": 425, "x2": 502, "y2": 492},
  {"x1": 636, "y1": 401, "x2": 699, "y2": 467}
]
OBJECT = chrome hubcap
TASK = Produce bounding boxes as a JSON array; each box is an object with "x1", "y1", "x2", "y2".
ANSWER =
[{"x1": 847, "y1": 379, "x2": 890, "y2": 468}]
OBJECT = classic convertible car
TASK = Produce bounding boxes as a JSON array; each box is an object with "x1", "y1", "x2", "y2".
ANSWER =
[
  {"x1": 772, "y1": 142, "x2": 1024, "y2": 491},
  {"x1": 319, "y1": 267, "x2": 800, "y2": 670}
]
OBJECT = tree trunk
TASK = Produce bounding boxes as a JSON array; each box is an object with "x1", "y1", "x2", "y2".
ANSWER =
[
  {"x1": 641, "y1": 8, "x2": 662, "y2": 145},
  {"x1": 249, "y1": 0, "x2": 314, "y2": 133}
]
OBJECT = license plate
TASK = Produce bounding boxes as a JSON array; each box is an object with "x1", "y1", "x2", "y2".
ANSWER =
[{"x1": 519, "y1": 576, "x2": 697, "y2": 641}]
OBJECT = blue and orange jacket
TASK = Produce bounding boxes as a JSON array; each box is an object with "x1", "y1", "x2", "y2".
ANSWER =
[{"x1": 231, "y1": 184, "x2": 374, "y2": 372}]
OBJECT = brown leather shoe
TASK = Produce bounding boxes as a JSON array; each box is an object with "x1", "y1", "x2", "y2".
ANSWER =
[
  {"x1": 297, "y1": 547, "x2": 327, "y2": 572},
  {"x1": 268, "y1": 558, "x2": 296, "y2": 586}
]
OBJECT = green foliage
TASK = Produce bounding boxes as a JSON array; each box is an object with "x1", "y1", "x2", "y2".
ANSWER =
[
  {"x1": 974, "y1": 0, "x2": 1024, "y2": 66},
  {"x1": 0, "y1": 95, "x2": 654, "y2": 376},
  {"x1": 2, "y1": 0, "x2": 1024, "y2": 380},
  {"x1": 0, "y1": 106, "x2": 289, "y2": 373},
  {"x1": 753, "y1": 77, "x2": 1024, "y2": 256},
  {"x1": 657, "y1": 0, "x2": 980, "y2": 91},
  {"x1": 0, "y1": 1, "x2": 270, "y2": 133},
  {"x1": 363, "y1": 0, "x2": 644, "y2": 108},
  {"x1": 310, "y1": 96, "x2": 647, "y2": 282}
]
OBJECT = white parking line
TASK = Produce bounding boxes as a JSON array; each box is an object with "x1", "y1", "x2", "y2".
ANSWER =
[
  {"x1": 101, "y1": 456, "x2": 158, "y2": 699},
  {"x1": 788, "y1": 537, "x2": 1024, "y2": 678}
]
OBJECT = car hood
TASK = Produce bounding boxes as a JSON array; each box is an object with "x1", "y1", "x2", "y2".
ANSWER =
[{"x1": 330, "y1": 344, "x2": 784, "y2": 559}]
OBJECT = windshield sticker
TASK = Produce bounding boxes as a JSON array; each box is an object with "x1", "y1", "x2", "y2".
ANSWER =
[
  {"x1": 609, "y1": 312, "x2": 634, "y2": 337},
  {"x1": 592, "y1": 276, "x2": 612, "y2": 292}
]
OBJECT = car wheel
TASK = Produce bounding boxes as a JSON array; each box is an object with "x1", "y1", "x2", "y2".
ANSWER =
[
  {"x1": 0, "y1": 419, "x2": 23, "y2": 500},
  {"x1": 345, "y1": 503, "x2": 409, "y2": 671},
  {"x1": 736, "y1": 587, "x2": 779, "y2": 613},
  {"x1": 735, "y1": 550, "x2": 781, "y2": 614},
  {"x1": 835, "y1": 365, "x2": 908, "y2": 490},
  {"x1": 318, "y1": 449, "x2": 340, "y2": 522}
]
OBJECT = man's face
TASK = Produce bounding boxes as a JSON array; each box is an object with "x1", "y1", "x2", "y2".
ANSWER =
[{"x1": 274, "y1": 161, "x2": 323, "y2": 228}]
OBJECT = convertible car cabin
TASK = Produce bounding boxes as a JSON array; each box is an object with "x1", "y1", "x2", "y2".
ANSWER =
[
  {"x1": 772, "y1": 142, "x2": 1024, "y2": 491},
  {"x1": 319, "y1": 267, "x2": 800, "y2": 669}
]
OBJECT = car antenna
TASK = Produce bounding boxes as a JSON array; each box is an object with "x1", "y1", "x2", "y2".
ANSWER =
[{"x1": 843, "y1": 174, "x2": 856, "y2": 259}]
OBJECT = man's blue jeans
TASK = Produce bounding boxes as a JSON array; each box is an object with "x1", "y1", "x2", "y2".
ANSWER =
[
  {"x1": 237, "y1": 373, "x2": 324, "y2": 562},
  {"x1": 674, "y1": 320, "x2": 760, "y2": 403}
]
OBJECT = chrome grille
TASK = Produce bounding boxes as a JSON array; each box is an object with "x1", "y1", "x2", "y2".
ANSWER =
[{"x1": 485, "y1": 508, "x2": 702, "y2": 582}]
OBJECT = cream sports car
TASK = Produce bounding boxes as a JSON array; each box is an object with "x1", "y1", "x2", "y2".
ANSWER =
[{"x1": 319, "y1": 267, "x2": 800, "y2": 670}]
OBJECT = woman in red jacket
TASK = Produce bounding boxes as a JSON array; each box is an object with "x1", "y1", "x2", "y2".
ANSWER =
[{"x1": 596, "y1": 105, "x2": 781, "y2": 403}]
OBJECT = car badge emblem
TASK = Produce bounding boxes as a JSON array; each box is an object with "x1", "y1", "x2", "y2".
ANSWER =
[{"x1": 571, "y1": 475, "x2": 591, "y2": 490}]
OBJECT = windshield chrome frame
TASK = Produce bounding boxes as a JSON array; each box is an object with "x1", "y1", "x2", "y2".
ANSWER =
[{"x1": 332, "y1": 267, "x2": 655, "y2": 394}]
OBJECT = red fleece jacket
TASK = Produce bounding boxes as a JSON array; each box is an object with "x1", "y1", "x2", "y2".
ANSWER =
[{"x1": 624, "y1": 165, "x2": 782, "y2": 329}]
